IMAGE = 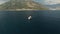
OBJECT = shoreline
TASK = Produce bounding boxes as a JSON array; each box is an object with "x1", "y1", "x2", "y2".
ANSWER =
[{"x1": 0, "y1": 9, "x2": 39, "y2": 11}]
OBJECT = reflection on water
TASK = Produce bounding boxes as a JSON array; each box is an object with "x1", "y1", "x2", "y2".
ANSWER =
[{"x1": 0, "y1": 11, "x2": 60, "y2": 34}]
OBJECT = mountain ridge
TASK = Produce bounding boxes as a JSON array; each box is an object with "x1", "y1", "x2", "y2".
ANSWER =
[{"x1": 0, "y1": 0, "x2": 48, "y2": 10}]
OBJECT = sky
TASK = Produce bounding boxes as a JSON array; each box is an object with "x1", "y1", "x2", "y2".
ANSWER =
[{"x1": 0, "y1": 0, "x2": 60, "y2": 5}]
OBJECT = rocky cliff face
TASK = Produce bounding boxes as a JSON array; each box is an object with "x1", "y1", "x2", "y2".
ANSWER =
[{"x1": 0, "y1": 0, "x2": 48, "y2": 10}]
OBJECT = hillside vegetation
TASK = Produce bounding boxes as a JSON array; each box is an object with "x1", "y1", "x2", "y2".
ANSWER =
[{"x1": 0, "y1": 0, "x2": 49, "y2": 10}]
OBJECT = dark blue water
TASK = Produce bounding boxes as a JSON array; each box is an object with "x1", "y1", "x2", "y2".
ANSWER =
[{"x1": 0, "y1": 10, "x2": 60, "y2": 34}]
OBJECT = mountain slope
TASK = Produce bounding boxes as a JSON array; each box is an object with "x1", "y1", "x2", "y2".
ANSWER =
[{"x1": 0, "y1": 0, "x2": 49, "y2": 10}]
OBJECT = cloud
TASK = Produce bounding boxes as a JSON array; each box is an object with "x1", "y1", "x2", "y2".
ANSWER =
[{"x1": 44, "y1": 0, "x2": 60, "y2": 5}]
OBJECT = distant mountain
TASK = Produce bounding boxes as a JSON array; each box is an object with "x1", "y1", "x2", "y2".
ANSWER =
[
  {"x1": 45, "y1": 4, "x2": 60, "y2": 10},
  {"x1": 46, "y1": 4, "x2": 60, "y2": 8},
  {"x1": 0, "y1": 0, "x2": 48, "y2": 10}
]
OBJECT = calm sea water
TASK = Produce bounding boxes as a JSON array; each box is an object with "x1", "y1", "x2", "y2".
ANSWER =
[{"x1": 0, "y1": 10, "x2": 60, "y2": 34}]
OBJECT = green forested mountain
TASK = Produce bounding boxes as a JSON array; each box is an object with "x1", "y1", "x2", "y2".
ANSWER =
[{"x1": 0, "y1": 0, "x2": 49, "y2": 10}]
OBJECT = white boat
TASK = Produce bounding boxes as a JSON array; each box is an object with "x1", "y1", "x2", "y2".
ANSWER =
[{"x1": 28, "y1": 16, "x2": 32, "y2": 20}]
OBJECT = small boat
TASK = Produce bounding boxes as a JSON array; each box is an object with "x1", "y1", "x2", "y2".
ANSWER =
[{"x1": 28, "y1": 16, "x2": 32, "y2": 20}]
